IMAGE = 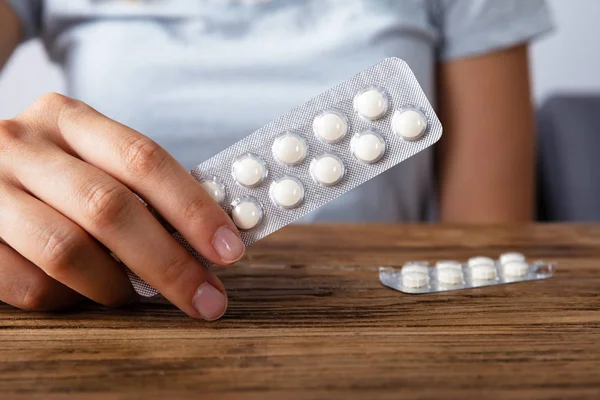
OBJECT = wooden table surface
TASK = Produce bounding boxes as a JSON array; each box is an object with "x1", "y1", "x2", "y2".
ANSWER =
[{"x1": 1, "y1": 224, "x2": 599, "y2": 399}]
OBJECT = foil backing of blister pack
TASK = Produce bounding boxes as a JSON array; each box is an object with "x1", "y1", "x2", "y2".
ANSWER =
[
  {"x1": 129, "y1": 57, "x2": 443, "y2": 297},
  {"x1": 379, "y1": 257, "x2": 555, "y2": 295}
]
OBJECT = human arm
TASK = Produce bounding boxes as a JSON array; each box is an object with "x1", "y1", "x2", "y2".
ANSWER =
[
  {"x1": 431, "y1": 0, "x2": 553, "y2": 222},
  {"x1": 436, "y1": 45, "x2": 536, "y2": 223},
  {"x1": 0, "y1": 0, "x2": 21, "y2": 70}
]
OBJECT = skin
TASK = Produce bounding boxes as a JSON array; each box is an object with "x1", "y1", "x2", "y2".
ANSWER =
[
  {"x1": 0, "y1": 1, "x2": 535, "y2": 317},
  {"x1": 0, "y1": 0, "x2": 19, "y2": 70},
  {"x1": 436, "y1": 45, "x2": 536, "y2": 223},
  {"x1": 0, "y1": 1, "x2": 245, "y2": 320}
]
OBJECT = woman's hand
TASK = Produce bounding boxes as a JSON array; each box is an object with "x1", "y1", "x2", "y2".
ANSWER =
[{"x1": 0, "y1": 93, "x2": 244, "y2": 320}]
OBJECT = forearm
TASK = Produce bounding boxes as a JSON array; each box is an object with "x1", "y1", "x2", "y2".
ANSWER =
[
  {"x1": 0, "y1": 0, "x2": 21, "y2": 70},
  {"x1": 437, "y1": 45, "x2": 536, "y2": 223}
]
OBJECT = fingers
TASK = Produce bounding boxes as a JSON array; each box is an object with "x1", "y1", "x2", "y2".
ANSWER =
[
  {"x1": 14, "y1": 148, "x2": 227, "y2": 320},
  {"x1": 3, "y1": 95, "x2": 231, "y2": 319},
  {"x1": 19, "y1": 94, "x2": 245, "y2": 266},
  {"x1": 0, "y1": 183, "x2": 136, "y2": 307},
  {"x1": 0, "y1": 243, "x2": 82, "y2": 311}
]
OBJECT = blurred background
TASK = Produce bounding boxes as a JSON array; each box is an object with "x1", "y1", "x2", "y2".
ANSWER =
[
  {"x1": 1, "y1": 0, "x2": 599, "y2": 222},
  {"x1": 4, "y1": 0, "x2": 600, "y2": 114}
]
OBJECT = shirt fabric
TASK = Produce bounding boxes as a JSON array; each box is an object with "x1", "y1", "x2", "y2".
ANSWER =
[{"x1": 8, "y1": 0, "x2": 553, "y2": 222}]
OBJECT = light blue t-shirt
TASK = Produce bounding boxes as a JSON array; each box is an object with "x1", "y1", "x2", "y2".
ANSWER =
[{"x1": 8, "y1": 0, "x2": 553, "y2": 222}]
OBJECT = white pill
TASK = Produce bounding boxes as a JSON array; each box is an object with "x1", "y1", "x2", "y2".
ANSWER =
[
  {"x1": 401, "y1": 263, "x2": 429, "y2": 275},
  {"x1": 438, "y1": 268, "x2": 464, "y2": 285},
  {"x1": 313, "y1": 111, "x2": 349, "y2": 143},
  {"x1": 471, "y1": 265, "x2": 497, "y2": 281},
  {"x1": 200, "y1": 179, "x2": 226, "y2": 205},
  {"x1": 351, "y1": 131, "x2": 386, "y2": 164},
  {"x1": 353, "y1": 89, "x2": 388, "y2": 120},
  {"x1": 392, "y1": 109, "x2": 427, "y2": 140},
  {"x1": 231, "y1": 198, "x2": 263, "y2": 230},
  {"x1": 500, "y1": 252, "x2": 526, "y2": 265},
  {"x1": 272, "y1": 133, "x2": 307, "y2": 166},
  {"x1": 310, "y1": 154, "x2": 345, "y2": 186},
  {"x1": 402, "y1": 272, "x2": 429, "y2": 289},
  {"x1": 468, "y1": 256, "x2": 495, "y2": 268},
  {"x1": 436, "y1": 260, "x2": 463, "y2": 271},
  {"x1": 270, "y1": 177, "x2": 304, "y2": 209},
  {"x1": 503, "y1": 261, "x2": 529, "y2": 277},
  {"x1": 232, "y1": 155, "x2": 266, "y2": 188}
]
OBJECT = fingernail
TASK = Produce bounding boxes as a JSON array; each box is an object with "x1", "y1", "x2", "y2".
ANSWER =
[
  {"x1": 212, "y1": 226, "x2": 245, "y2": 263},
  {"x1": 193, "y1": 282, "x2": 228, "y2": 321}
]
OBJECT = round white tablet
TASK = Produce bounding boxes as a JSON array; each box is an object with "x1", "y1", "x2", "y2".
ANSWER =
[
  {"x1": 500, "y1": 252, "x2": 526, "y2": 265},
  {"x1": 402, "y1": 272, "x2": 429, "y2": 289},
  {"x1": 468, "y1": 256, "x2": 495, "y2": 268},
  {"x1": 313, "y1": 111, "x2": 349, "y2": 144},
  {"x1": 351, "y1": 130, "x2": 386, "y2": 164},
  {"x1": 503, "y1": 260, "x2": 529, "y2": 277},
  {"x1": 436, "y1": 260, "x2": 463, "y2": 271},
  {"x1": 353, "y1": 88, "x2": 388, "y2": 120},
  {"x1": 200, "y1": 178, "x2": 226, "y2": 205},
  {"x1": 392, "y1": 109, "x2": 427, "y2": 141},
  {"x1": 272, "y1": 132, "x2": 307, "y2": 166},
  {"x1": 232, "y1": 154, "x2": 267, "y2": 188},
  {"x1": 471, "y1": 265, "x2": 497, "y2": 281},
  {"x1": 270, "y1": 177, "x2": 305, "y2": 209},
  {"x1": 310, "y1": 154, "x2": 345, "y2": 187},
  {"x1": 438, "y1": 268, "x2": 464, "y2": 285},
  {"x1": 401, "y1": 263, "x2": 429, "y2": 275},
  {"x1": 231, "y1": 197, "x2": 263, "y2": 230}
]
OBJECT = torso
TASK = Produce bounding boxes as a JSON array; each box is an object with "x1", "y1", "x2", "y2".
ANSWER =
[{"x1": 42, "y1": 0, "x2": 440, "y2": 222}]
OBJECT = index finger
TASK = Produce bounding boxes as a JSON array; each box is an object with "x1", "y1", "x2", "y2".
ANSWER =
[{"x1": 23, "y1": 94, "x2": 245, "y2": 266}]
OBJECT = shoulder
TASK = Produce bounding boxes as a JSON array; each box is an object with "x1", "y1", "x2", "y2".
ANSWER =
[{"x1": 429, "y1": 0, "x2": 555, "y2": 61}]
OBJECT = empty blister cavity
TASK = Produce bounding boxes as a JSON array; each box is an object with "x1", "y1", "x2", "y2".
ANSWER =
[
  {"x1": 231, "y1": 196, "x2": 264, "y2": 230},
  {"x1": 313, "y1": 110, "x2": 349, "y2": 144},
  {"x1": 270, "y1": 176, "x2": 305, "y2": 209},
  {"x1": 468, "y1": 256, "x2": 495, "y2": 268},
  {"x1": 232, "y1": 154, "x2": 267, "y2": 188},
  {"x1": 353, "y1": 87, "x2": 389, "y2": 121},
  {"x1": 272, "y1": 132, "x2": 308, "y2": 166},
  {"x1": 310, "y1": 154, "x2": 345, "y2": 187},
  {"x1": 471, "y1": 265, "x2": 497, "y2": 281},
  {"x1": 503, "y1": 260, "x2": 529, "y2": 277},
  {"x1": 351, "y1": 130, "x2": 386, "y2": 164},
  {"x1": 500, "y1": 252, "x2": 526, "y2": 265},
  {"x1": 200, "y1": 176, "x2": 226, "y2": 205},
  {"x1": 392, "y1": 108, "x2": 427, "y2": 141}
]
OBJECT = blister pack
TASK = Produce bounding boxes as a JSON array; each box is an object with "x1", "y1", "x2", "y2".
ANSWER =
[
  {"x1": 379, "y1": 253, "x2": 556, "y2": 294},
  {"x1": 128, "y1": 57, "x2": 443, "y2": 297}
]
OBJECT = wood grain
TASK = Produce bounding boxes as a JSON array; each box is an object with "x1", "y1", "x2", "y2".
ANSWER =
[{"x1": 1, "y1": 224, "x2": 599, "y2": 399}]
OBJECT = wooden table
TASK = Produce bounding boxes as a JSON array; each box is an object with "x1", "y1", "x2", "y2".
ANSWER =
[{"x1": 1, "y1": 224, "x2": 599, "y2": 399}]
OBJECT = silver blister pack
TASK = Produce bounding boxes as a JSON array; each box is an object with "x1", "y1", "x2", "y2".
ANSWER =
[
  {"x1": 379, "y1": 253, "x2": 556, "y2": 295},
  {"x1": 129, "y1": 58, "x2": 443, "y2": 297}
]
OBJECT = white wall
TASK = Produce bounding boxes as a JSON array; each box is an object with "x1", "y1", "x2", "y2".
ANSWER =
[
  {"x1": 1, "y1": 0, "x2": 600, "y2": 119},
  {"x1": 0, "y1": 40, "x2": 64, "y2": 119},
  {"x1": 531, "y1": 0, "x2": 600, "y2": 101}
]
